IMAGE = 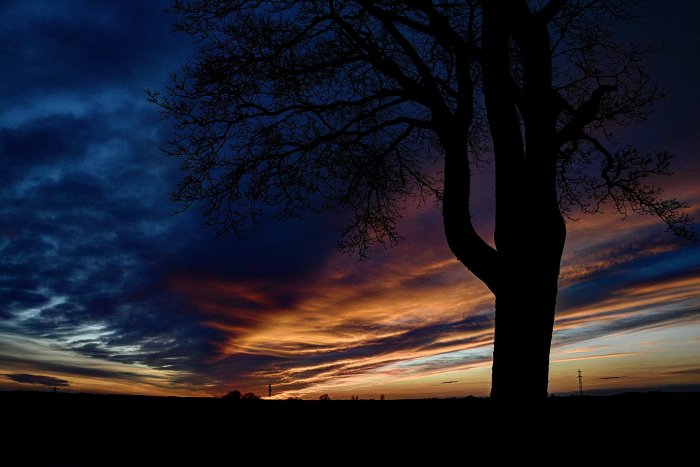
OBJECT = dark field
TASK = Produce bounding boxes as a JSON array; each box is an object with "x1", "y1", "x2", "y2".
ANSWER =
[{"x1": 3, "y1": 390, "x2": 698, "y2": 465}]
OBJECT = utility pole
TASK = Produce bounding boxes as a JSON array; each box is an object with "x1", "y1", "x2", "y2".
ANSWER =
[
  {"x1": 268, "y1": 384, "x2": 272, "y2": 398},
  {"x1": 577, "y1": 369, "x2": 583, "y2": 396}
]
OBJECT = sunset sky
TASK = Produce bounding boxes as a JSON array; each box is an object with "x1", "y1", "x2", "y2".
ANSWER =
[{"x1": 1, "y1": 0, "x2": 699, "y2": 399}]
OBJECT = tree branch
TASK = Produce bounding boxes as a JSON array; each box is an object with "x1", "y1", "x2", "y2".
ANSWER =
[
  {"x1": 535, "y1": 0, "x2": 569, "y2": 23},
  {"x1": 556, "y1": 84, "x2": 617, "y2": 144}
]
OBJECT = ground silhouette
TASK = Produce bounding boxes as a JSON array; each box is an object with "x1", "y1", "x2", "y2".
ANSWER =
[{"x1": 3, "y1": 390, "x2": 698, "y2": 464}]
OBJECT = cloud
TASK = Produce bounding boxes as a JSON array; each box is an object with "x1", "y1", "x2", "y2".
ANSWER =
[
  {"x1": 0, "y1": 0, "x2": 190, "y2": 116},
  {"x1": 554, "y1": 272, "x2": 700, "y2": 347},
  {"x1": 6, "y1": 373, "x2": 69, "y2": 388},
  {"x1": 0, "y1": 353, "x2": 150, "y2": 381},
  {"x1": 0, "y1": 0, "x2": 226, "y2": 388},
  {"x1": 664, "y1": 367, "x2": 700, "y2": 376}
]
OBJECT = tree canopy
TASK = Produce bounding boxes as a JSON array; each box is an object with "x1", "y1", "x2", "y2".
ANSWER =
[{"x1": 150, "y1": 0, "x2": 692, "y2": 257}]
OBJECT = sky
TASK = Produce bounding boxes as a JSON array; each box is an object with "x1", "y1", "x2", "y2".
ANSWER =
[{"x1": 1, "y1": 0, "x2": 699, "y2": 399}]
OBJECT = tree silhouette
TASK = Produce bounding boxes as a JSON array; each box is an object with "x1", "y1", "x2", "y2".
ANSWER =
[
  {"x1": 223, "y1": 390, "x2": 241, "y2": 400},
  {"x1": 150, "y1": 1, "x2": 693, "y2": 399}
]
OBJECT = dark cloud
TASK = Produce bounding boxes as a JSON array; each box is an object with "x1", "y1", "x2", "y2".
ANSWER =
[
  {"x1": 329, "y1": 315, "x2": 490, "y2": 365},
  {"x1": 0, "y1": 354, "x2": 161, "y2": 382},
  {"x1": 554, "y1": 289, "x2": 700, "y2": 347},
  {"x1": 627, "y1": 0, "x2": 700, "y2": 153},
  {"x1": 0, "y1": 0, "x2": 189, "y2": 105},
  {"x1": 664, "y1": 367, "x2": 700, "y2": 376},
  {"x1": 6, "y1": 373, "x2": 70, "y2": 388},
  {"x1": 223, "y1": 314, "x2": 495, "y2": 393},
  {"x1": 0, "y1": 115, "x2": 94, "y2": 182},
  {"x1": 441, "y1": 381, "x2": 459, "y2": 384},
  {"x1": 600, "y1": 376, "x2": 624, "y2": 380},
  {"x1": 558, "y1": 233, "x2": 700, "y2": 313}
]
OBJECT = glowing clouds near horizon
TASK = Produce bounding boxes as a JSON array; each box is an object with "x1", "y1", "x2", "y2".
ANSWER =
[
  {"x1": 170, "y1": 218, "x2": 497, "y2": 397},
  {"x1": 170, "y1": 199, "x2": 700, "y2": 399}
]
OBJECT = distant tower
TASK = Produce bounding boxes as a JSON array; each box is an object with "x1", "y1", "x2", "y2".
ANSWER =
[
  {"x1": 268, "y1": 384, "x2": 272, "y2": 398},
  {"x1": 577, "y1": 369, "x2": 583, "y2": 396}
]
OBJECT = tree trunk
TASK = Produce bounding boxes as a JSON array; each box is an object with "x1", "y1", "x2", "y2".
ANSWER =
[
  {"x1": 490, "y1": 207, "x2": 566, "y2": 400},
  {"x1": 490, "y1": 270, "x2": 559, "y2": 400}
]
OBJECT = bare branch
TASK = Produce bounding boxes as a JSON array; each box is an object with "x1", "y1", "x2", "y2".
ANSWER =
[{"x1": 152, "y1": 0, "x2": 692, "y2": 260}]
